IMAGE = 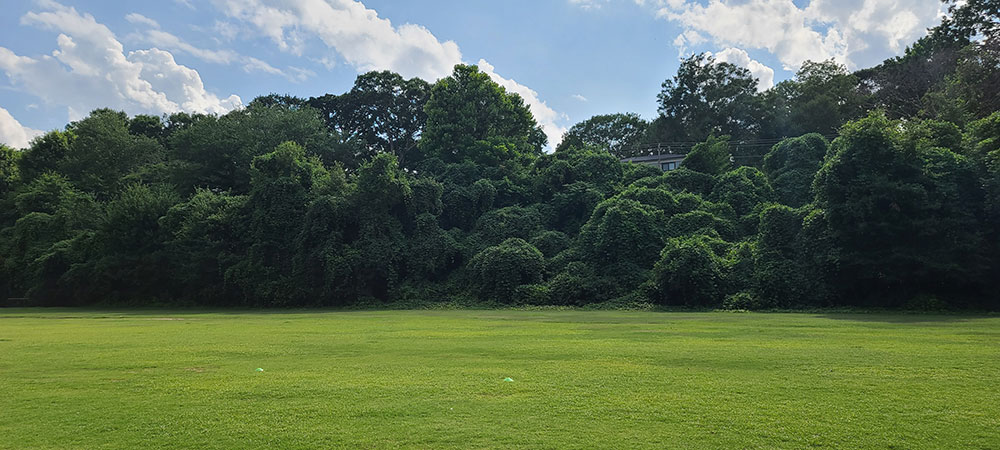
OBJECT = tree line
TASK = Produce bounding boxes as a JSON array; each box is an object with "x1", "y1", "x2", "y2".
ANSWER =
[{"x1": 1, "y1": 1, "x2": 998, "y2": 309}]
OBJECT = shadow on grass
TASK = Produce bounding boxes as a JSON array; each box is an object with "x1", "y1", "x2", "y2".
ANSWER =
[
  {"x1": 0, "y1": 307, "x2": 385, "y2": 319},
  {"x1": 1, "y1": 307, "x2": 997, "y2": 324},
  {"x1": 815, "y1": 312, "x2": 997, "y2": 324}
]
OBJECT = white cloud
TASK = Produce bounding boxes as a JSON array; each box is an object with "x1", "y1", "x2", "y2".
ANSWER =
[
  {"x1": 243, "y1": 56, "x2": 285, "y2": 76},
  {"x1": 477, "y1": 59, "x2": 568, "y2": 150},
  {"x1": 647, "y1": 0, "x2": 946, "y2": 70},
  {"x1": 211, "y1": 0, "x2": 463, "y2": 80},
  {"x1": 572, "y1": 94, "x2": 588, "y2": 102},
  {"x1": 213, "y1": 20, "x2": 240, "y2": 42},
  {"x1": 0, "y1": 106, "x2": 44, "y2": 149},
  {"x1": 311, "y1": 55, "x2": 337, "y2": 70},
  {"x1": 0, "y1": 1, "x2": 241, "y2": 125},
  {"x1": 570, "y1": 0, "x2": 610, "y2": 10},
  {"x1": 129, "y1": 20, "x2": 308, "y2": 82},
  {"x1": 142, "y1": 29, "x2": 239, "y2": 64},
  {"x1": 125, "y1": 13, "x2": 159, "y2": 29},
  {"x1": 287, "y1": 66, "x2": 316, "y2": 82},
  {"x1": 655, "y1": 0, "x2": 846, "y2": 69},
  {"x1": 242, "y1": 57, "x2": 315, "y2": 83},
  {"x1": 673, "y1": 29, "x2": 705, "y2": 56},
  {"x1": 129, "y1": 49, "x2": 242, "y2": 113},
  {"x1": 711, "y1": 47, "x2": 775, "y2": 91}
]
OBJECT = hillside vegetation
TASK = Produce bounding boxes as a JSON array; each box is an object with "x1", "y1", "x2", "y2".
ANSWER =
[{"x1": 1, "y1": 1, "x2": 998, "y2": 309}]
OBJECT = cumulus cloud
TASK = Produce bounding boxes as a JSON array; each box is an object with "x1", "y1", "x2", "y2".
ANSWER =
[
  {"x1": 572, "y1": 94, "x2": 589, "y2": 102},
  {"x1": 211, "y1": 0, "x2": 463, "y2": 80},
  {"x1": 477, "y1": 59, "x2": 568, "y2": 149},
  {"x1": 655, "y1": 0, "x2": 846, "y2": 69},
  {"x1": 0, "y1": 1, "x2": 241, "y2": 124},
  {"x1": 0, "y1": 106, "x2": 44, "y2": 149},
  {"x1": 711, "y1": 47, "x2": 775, "y2": 90},
  {"x1": 641, "y1": 0, "x2": 946, "y2": 70},
  {"x1": 673, "y1": 29, "x2": 705, "y2": 56}
]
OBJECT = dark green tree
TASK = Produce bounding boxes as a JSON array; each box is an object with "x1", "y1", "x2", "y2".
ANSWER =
[
  {"x1": 813, "y1": 111, "x2": 987, "y2": 302},
  {"x1": 161, "y1": 189, "x2": 248, "y2": 304},
  {"x1": 656, "y1": 53, "x2": 764, "y2": 142},
  {"x1": 762, "y1": 134, "x2": 829, "y2": 207},
  {"x1": 556, "y1": 113, "x2": 648, "y2": 158},
  {"x1": 468, "y1": 238, "x2": 544, "y2": 303},
  {"x1": 16, "y1": 131, "x2": 71, "y2": 184},
  {"x1": 768, "y1": 60, "x2": 866, "y2": 136},
  {"x1": 419, "y1": 64, "x2": 546, "y2": 165},
  {"x1": 60, "y1": 109, "x2": 164, "y2": 196},
  {"x1": 0, "y1": 144, "x2": 19, "y2": 200},
  {"x1": 169, "y1": 102, "x2": 346, "y2": 193},
  {"x1": 310, "y1": 71, "x2": 431, "y2": 166},
  {"x1": 652, "y1": 235, "x2": 726, "y2": 307},
  {"x1": 681, "y1": 136, "x2": 731, "y2": 175},
  {"x1": 225, "y1": 141, "x2": 332, "y2": 305}
]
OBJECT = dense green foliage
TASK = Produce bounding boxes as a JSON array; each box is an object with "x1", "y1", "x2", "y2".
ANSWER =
[{"x1": 1, "y1": 6, "x2": 998, "y2": 309}]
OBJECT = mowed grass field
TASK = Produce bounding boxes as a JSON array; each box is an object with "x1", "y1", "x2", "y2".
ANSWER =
[{"x1": 0, "y1": 310, "x2": 998, "y2": 449}]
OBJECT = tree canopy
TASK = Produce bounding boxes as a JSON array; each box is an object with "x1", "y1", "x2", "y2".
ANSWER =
[{"x1": 2, "y1": 3, "x2": 999, "y2": 310}]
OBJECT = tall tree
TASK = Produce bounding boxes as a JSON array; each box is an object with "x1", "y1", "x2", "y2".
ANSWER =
[
  {"x1": 812, "y1": 112, "x2": 988, "y2": 303},
  {"x1": 855, "y1": 32, "x2": 969, "y2": 119},
  {"x1": 225, "y1": 141, "x2": 332, "y2": 305},
  {"x1": 0, "y1": 144, "x2": 19, "y2": 199},
  {"x1": 168, "y1": 102, "x2": 346, "y2": 193},
  {"x1": 940, "y1": 0, "x2": 1000, "y2": 40},
  {"x1": 768, "y1": 60, "x2": 866, "y2": 136},
  {"x1": 310, "y1": 71, "x2": 430, "y2": 166},
  {"x1": 556, "y1": 113, "x2": 648, "y2": 158},
  {"x1": 656, "y1": 53, "x2": 764, "y2": 142},
  {"x1": 419, "y1": 64, "x2": 546, "y2": 165},
  {"x1": 762, "y1": 133, "x2": 829, "y2": 207},
  {"x1": 60, "y1": 109, "x2": 164, "y2": 197}
]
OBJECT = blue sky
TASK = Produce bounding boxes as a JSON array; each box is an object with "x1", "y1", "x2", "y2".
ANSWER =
[{"x1": 0, "y1": 0, "x2": 947, "y2": 149}]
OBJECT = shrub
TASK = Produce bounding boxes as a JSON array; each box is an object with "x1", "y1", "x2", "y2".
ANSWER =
[
  {"x1": 468, "y1": 238, "x2": 545, "y2": 303},
  {"x1": 651, "y1": 235, "x2": 725, "y2": 307},
  {"x1": 529, "y1": 230, "x2": 571, "y2": 258}
]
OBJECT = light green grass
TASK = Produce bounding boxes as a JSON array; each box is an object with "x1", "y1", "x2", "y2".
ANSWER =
[{"x1": 1, "y1": 309, "x2": 998, "y2": 449}]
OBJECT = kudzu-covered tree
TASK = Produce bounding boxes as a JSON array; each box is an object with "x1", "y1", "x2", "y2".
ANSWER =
[
  {"x1": 763, "y1": 134, "x2": 828, "y2": 208},
  {"x1": 468, "y1": 238, "x2": 544, "y2": 303}
]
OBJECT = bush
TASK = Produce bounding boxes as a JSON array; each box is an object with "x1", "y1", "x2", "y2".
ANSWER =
[
  {"x1": 709, "y1": 166, "x2": 775, "y2": 218},
  {"x1": 665, "y1": 210, "x2": 736, "y2": 241},
  {"x1": 473, "y1": 205, "x2": 544, "y2": 247},
  {"x1": 529, "y1": 230, "x2": 571, "y2": 258},
  {"x1": 722, "y1": 292, "x2": 764, "y2": 310},
  {"x1": 578, "y1": 197, "x2": 666, "y2": 277},
  {"x1": 547, "y1": 262, "x2": 619, "y2": 305},
  {"x1": 468, "y1": 238, "x2": 545, "y2": 303},
  {"x1": 651, "y1": 235, "x2": 726, "y2": 307},
  {"x1": 514, "y1": 284, "x2": 551, "y2": 305},
  {"x1": 762, "y1": 134, "x2": 828, "y2": 207}
]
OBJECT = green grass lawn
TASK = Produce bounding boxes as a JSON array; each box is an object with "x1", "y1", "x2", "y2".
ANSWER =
[{"x1": 0, "y1": 309, "x2": 998, "y2": 449}]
